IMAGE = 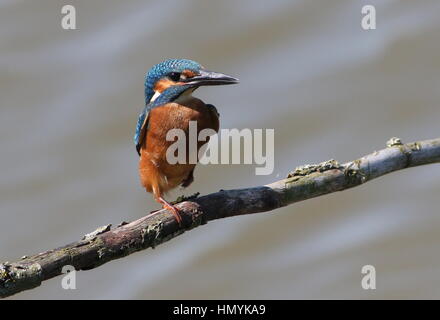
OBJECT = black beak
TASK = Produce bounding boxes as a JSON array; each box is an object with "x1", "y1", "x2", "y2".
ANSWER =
[{"x1": 184, "y1": 70, "x2": 239, "y2": 86}]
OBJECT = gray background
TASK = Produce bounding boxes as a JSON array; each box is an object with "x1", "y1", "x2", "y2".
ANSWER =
[{"x1": 1, "y1": 0, "x2": 439, "y2": 299}]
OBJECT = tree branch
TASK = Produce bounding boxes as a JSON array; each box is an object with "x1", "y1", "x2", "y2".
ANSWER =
[{"x1": 1, "y1": 137, "x2": 439, "y2": 298}]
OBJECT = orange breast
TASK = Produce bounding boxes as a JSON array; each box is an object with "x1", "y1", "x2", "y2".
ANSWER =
[{"x1": 138, "y1": 97, "x2": 219, "y2": 196}]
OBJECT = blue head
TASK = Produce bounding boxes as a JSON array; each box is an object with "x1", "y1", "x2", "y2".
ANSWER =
[
  {"x1": 144, "y1": 59, "x2": 238, "y2": 105},
  {"x1": 135, "y1": 59, "x2": 238, "y2": 154}
]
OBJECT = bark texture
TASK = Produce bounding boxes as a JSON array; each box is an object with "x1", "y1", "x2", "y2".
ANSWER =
[{"x1": 1, "y1": 137, "x2": 439, "y2": 298}]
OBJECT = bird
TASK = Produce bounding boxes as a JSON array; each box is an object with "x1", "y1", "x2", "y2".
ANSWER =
[{"x1": 134, "y1": 59, "x2": 238, "y2": 224}]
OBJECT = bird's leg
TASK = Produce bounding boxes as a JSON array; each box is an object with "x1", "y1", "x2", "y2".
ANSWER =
[
  {"x1": 144, "y1": 196, "x2": 183, "y2": 224},
  {"x1": 156, "y1": 196, "x2": 183, "y2": 225}
]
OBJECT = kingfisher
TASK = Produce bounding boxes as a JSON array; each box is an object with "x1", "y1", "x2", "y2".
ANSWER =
[{"x1": 134, "y1": 59, "x2": 238, "y2": 224}]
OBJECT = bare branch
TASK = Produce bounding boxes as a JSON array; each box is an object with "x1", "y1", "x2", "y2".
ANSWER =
[{"x1": 1, "y1": 137, "x2": 439, "y2": 298}]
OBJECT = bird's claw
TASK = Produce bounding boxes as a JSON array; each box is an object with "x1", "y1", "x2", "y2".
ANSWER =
[{"x1": 163, "y1": 203, "x2": 182, "y2": 225}]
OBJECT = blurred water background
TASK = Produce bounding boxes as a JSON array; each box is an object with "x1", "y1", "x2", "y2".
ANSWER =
[{"x1": 1, "y1": 0, "x2": 439, "y2": 299}]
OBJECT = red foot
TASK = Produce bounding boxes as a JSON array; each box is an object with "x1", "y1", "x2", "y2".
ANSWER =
[{"x1": 158, "y1": 197, "x2": 183, "y2": 225}]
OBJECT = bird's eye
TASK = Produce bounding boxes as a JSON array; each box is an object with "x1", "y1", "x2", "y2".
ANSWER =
[{"x1": 168, "y1": 72, "x2": 181, "y2": 81}]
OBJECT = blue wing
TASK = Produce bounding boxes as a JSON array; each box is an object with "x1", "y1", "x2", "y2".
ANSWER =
[
  {"x1": 134, "y1": 106, "x2": 149, "y2": 155},
  {"x1": 134, "y1": 85, "x2": 192, "y2": 156}
]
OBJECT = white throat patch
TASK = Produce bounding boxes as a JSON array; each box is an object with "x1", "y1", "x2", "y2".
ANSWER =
[
  {"x1": 150, "y1": 87, "x2": 196, "y2": 104},
  {"x1": 150, "y1": 90, "x2": 161, "y2": 102}
]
